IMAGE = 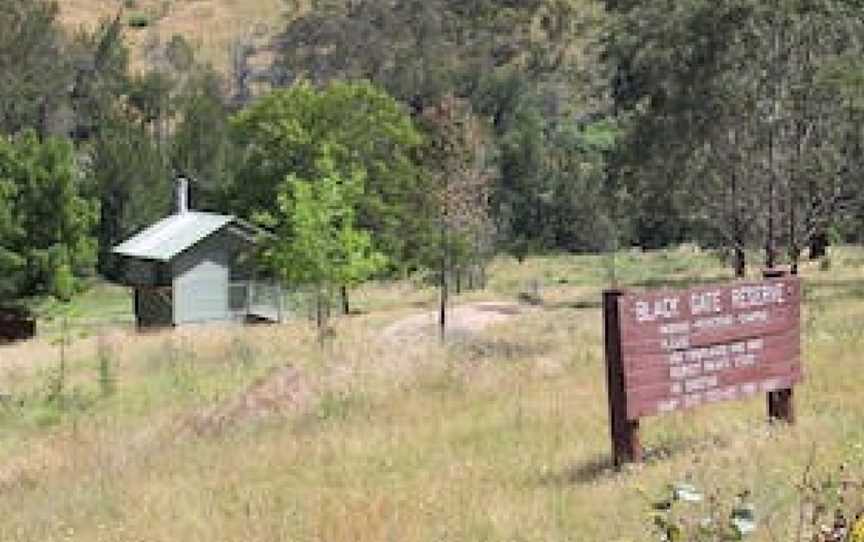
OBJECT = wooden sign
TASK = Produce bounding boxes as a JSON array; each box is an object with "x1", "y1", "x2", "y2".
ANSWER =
[{"x1": 603, "y1": 274, "x2": 802, "y2": 466}]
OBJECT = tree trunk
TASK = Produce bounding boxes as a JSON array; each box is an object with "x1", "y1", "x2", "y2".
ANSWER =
[
  {"x1": 729, "y1": 149, "x2": 745, "y2": 279},
  {"x1": 315, "y1": 288, "x2": 329, "y2": 347},
  {"x1": 455, "y1": 268, "x2": 462, "y2": 295},
  {"x1": 790, "y1": 172, "x2": 799, "y2": 276},
  {"x1": 766, "y1": 132, "x2": 777, "y2": 270},
  {"x1": 765, "y1": 18, "x2": 782, "y2": 272},
  {"x1": 809, "y1": 231, "x2": 828, "y2": 260},
  {"x1": 340, "y1": 285, "x2": 349, "y2": 315},
  {"x1": 734, "y1": 246, "x2": 746, "y2": 279},
  {"x1": 789, "y1": 199, "x2": 800, "y2": 275},
  {"x1": 439, "y1": 268, "x2": 447, "y2": 343},
  {"x1": 790, "y1": 249, "x2": 800, "y2": 275},
  {"x1": 439, "y1": 225, "x2": 448, "y2": 343}
]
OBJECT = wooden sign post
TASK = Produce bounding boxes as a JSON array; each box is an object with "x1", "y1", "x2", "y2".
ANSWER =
[{"x1": 603, "y1": 275, "x2": 802, "y2": 467}]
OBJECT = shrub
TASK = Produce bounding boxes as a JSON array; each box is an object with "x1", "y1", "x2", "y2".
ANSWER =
[
  {"x1": 51, "y1": 262, "x2": 75, "y2": 301},
  {"x1": 127, "y1": 12, "x2": 150, "y2": 28},
  {"x1": 97, "y1": 336, "x2": 116, "y2": 397},
  {"x1": 648, "y1": 483, "x2": 755, "y2": 541}
]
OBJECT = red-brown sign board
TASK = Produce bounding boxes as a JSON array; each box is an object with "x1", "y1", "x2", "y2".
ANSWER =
[{"x1": 610, "y1": 277, "x2": 802, "y2": 420}]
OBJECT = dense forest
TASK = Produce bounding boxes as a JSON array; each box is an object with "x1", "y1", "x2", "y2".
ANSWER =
[{"x1": 2, "y1": 0, "x2": 864, "y2": 304}]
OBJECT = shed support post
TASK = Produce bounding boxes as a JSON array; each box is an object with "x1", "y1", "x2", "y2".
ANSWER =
[
  {"x1": 133, "y1": 288, "x2": 140, "y2": 329},
  {"x1": 768, "y1": 388, "x2": 795, "y2": 424},
  {"x1": 603, "y1": 289, "x2": 642, "y2": 467},
  {"x1": 278, "y1": 284, "x2": 285, "y2": 323},
  {"x1": 762, "y1": 268, "x2": 795, "y2": 425}
]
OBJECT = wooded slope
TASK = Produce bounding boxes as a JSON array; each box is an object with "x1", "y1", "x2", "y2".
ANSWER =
[{"x1": 58, "y1": 0, "x2": 285, "y2": 71}]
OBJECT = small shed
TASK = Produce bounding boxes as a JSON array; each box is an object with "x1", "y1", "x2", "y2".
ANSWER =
[{"x1": 112, "y1": 179, "x2": 283, "y2": 328}]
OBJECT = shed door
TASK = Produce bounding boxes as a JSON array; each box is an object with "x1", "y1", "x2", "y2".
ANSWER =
[{"x1": 174, "y1": 248, "x2": 229, "y2": 324}]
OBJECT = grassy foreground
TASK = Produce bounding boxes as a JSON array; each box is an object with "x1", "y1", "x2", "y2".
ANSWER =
[{"x1": 2, "y1": 248, "x2": 864, "y2": 541}]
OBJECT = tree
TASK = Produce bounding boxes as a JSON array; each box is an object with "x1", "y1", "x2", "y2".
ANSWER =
[
  {"x1": 230, "y1": 81, "x2": 427, "y2": 270},
  {"x1": 275, "y1": 0, "x2": 611, "y2": 257},
  {"x1": 0, "y1": 131, "x2": 97, "y2": 300},
  {"x1": 262, "y1": 154, "x2": 386, "y2": 338},
  {"x1": 69, "y1": 15, "x2": 130, "y2": 142},
  {"x1": 88, "y1": 116, "x2": 171, "y2": 278},
  {"x1": 0, "y1": 158, "x2": 23, "y2": 300},
  {"x1": 0, "y1": 0, "x2": 70, "y2": 137},
  {"x1": 276, "y1": 0, "x2": 603, "y2": 111},
  {"x1": 171, "y1": 68, "x2": 234, "y2": 211},
  {"x1": 418, "y1": 95, "x2": 494, "y2": 339},
  {"x1": 605, "y1": 0, "x2": 864, "y2": 274}
]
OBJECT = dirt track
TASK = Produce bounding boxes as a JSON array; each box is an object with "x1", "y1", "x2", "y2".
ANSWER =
[{"x1": 381, "y1": 301, "x2": 530, "y2": 343}]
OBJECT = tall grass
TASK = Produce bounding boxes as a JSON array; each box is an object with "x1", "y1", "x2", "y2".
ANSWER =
[{"x1": 1, "y1": 248, "x2": 863, "y2": 541}]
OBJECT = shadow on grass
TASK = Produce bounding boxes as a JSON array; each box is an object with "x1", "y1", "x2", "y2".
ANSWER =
[
  {"x1": 543, "y1": 299, "x2": 602, "y2": 311},
  {"x1": 538, "y1": 454, "x2": 617, "y2": 486},
  {"x1": 538, "y1": 438, "x2": 705, "y2": 486}
]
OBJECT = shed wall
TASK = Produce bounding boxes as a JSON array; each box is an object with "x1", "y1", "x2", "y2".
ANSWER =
[
  {"x1": 121, "y1": 258, "x2": 172, "y2": 287},
  {"x1": 124, "y1": 258, "x2": 157, "y2": 285},
  {"x1": 172, "y1": 231, "x2": 232, "y2": 324}
]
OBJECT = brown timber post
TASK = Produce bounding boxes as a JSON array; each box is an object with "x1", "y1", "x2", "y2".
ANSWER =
[
  {"x1": 603, "y1": 289, "x2": 642, "y2": 467},
  {"x1": 763, "y1": 268, "x2": 795, "y2": 424}
]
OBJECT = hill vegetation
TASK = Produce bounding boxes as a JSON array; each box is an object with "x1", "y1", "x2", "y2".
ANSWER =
[
  {"x1": 4, "y1": 0, "x2": 864, "y2": 306},
  {"x1": 57, "y1": 0, "x2": 286, "y2": 71}
]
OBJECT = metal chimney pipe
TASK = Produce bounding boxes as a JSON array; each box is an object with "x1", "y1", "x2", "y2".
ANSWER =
[{"x1": 176, "y1": 176, "x2": 189, "y2": 213}]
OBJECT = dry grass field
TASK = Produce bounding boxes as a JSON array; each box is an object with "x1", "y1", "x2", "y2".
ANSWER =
[
  {"x1": 2, "y1": 248, "x2": 864, "y2": 541},
  {"x1": 57, "y1": 0, "x2": 288, "y2": 71}
]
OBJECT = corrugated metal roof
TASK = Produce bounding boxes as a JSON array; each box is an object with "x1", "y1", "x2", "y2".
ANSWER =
[{"x1": 112, "y1": 211, "x2": 235, "y2": 262}]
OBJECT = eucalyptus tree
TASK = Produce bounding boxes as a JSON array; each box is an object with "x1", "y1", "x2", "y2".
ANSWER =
[
  {"x1": 68, "y1": 15, "x2": 130, "y2": 142},
  {"x1": 417, "y1": 95, "x2": 494, "y2": 339},
  {"x1": 88, "y1": 116, "x2": 171, "y2": 278},
  {"x1": 170, "y1": 67, "x2": 234, "y2": 211},
  {"x1": 0, "y1": 0, "x2": 70, "y2": 137},
  {"x1": 606, "y1": 0, "x2": 864, "y2": 273}
]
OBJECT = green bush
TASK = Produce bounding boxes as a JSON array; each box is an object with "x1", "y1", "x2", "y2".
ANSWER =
[
  {"x1": 127, "y1": 12, "x2": 150, "y2": 28},
  {"x1": 51, "y1": 262, "x2": 75, "y2": 301}
]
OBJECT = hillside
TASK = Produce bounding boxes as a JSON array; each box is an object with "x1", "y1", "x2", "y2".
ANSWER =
[
  {"x1": 3, "y1": 249, "x2": 864, "y2": 540},
  {"x1": 57, "y1": 0, "x2": 287, "y2": 71}
]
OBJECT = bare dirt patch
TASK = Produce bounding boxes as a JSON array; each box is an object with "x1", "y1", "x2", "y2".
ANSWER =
[
  {"x1": 188, "y1": 365, "x2": 312, "y2": 437},
  {"x1": 381, "y1": 301, "x2": 532, "y2": 343}
]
